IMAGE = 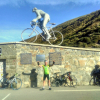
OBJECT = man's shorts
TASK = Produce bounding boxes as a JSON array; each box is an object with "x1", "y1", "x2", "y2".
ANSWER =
[{"x1": 43, "y1": 74, "x2": 50, "y2": 80}]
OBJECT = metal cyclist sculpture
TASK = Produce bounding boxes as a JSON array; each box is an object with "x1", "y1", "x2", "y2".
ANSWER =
[
  {"x1": 32, "y1": 7, "x2": 51, "y2": 41},
  {"x1": 21, "y1": 7, "x2": 63, "y2": 45}
]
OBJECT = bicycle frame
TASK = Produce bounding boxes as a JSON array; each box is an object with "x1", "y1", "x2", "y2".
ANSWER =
[
  {"x1": 1, "y1": 73, "x2": 18, "y2": 84},
  {"x1": 30, "y1": 22, "x2": 56, "y2": 40},
  {"x1": 8, "y1": 77, "x2": 17, "y2": 85}
]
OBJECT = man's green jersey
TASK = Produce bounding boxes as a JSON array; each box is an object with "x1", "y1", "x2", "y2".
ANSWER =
[{"x1": 43, "y1": 65, "x2": 49, "y2": 75}]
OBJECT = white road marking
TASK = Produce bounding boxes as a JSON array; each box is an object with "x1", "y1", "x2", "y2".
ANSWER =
[
  {"x1": 2, "y1": 93, "x2": 11, "y2": 100},
  {"x1": 54, "y1": 89, "x2": 100, "y2": 92}
]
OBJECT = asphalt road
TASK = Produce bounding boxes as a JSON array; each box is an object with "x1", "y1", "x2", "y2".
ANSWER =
[{"x1": 0, "y1": 86, "x2": 100, "y2": 100}]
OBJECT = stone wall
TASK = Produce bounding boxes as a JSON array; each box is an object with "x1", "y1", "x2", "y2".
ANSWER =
[
  {"x1": 0, "y1": 43, "x2": 17, "y2": 77},
  {"x1": 0, "y1": 42, "x2": 100, "y2": 87}
]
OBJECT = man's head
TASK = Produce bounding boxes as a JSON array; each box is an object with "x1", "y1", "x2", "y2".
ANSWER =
[
  {"x1": 44, "y1": 60, "x2": 48, "y2": 66},
  {"x1": 32, "y1": 7, "x2": 37, "y2": 12},
  {"x1": 95, "y1": 65, "x2": 100, "y2": 69},
  {"x1": 31, "y1": 69, "x2": 36, "y2": 73}
]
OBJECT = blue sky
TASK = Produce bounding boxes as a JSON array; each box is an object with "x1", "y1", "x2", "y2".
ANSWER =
[{"x1": 0, "y1": 0, "x2": 100, "y2": 43}]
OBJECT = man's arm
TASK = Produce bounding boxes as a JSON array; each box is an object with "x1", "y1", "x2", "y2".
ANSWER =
[
  {"x1": 32, "y1": 11, "x2": 41, "y2": 22},
  {"x1": 22, "y1": 72, "x2": 31, "y2": 75},
  {"x1": 49, "y1": 61, "x2": 55, "y2": 67},
  {"x1": 37, "y1": 61, "x2": 42, "y2": 67}
]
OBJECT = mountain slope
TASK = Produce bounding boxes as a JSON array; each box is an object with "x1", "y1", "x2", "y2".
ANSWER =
[{"x1": 25, "y1": 10, "x2": 100, "y2": 48}]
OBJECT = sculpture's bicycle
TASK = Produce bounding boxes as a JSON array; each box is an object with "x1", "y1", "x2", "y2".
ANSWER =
[
  {"x1": 21, "y1": 22, "x2": 63, "y2": 45},
  {"x1": 0, "y1": 73, "x2": 22, "y2": 90}
]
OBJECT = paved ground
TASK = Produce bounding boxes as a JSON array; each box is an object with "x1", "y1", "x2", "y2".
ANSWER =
[{"x1": 0, "y1": 86, "x2": 100, "y2": 100}]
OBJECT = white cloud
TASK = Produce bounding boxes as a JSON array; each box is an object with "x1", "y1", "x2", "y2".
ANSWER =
[
  {"x1": 0, "y1": 0, "x2": 100, "y2": 6},
  {"x1": 0, "y1": 0, "x2": 24, "y2": 6},
  {"x1": 27, "y1": 0, "x2": 100, "y2": 5}
]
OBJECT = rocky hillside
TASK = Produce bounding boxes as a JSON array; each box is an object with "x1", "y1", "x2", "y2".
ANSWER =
[{"x1": 25, "y1": 10, "x2": 100, "y2": 48}]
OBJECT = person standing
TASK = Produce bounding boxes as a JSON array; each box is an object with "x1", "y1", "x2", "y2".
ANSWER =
[{"x1": 37, "y1": 60, "x2": 55, "y2": 90}]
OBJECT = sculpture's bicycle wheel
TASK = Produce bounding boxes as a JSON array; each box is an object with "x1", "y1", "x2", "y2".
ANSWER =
[
  {"x1": 48, "y1": 31, "x2": 63, "y2": 45},
  {"x1": 21, "y1": 28, "x2": 37, "y2": 42}
]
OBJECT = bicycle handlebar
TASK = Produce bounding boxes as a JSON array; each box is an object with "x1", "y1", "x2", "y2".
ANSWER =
[
  {"x1": 14, "y1": 73, "x2": 21, "y2": 77},
  {"x1": 30, "y1": 21, "x2": 41, "y2": 26},
  {"x1": 30, "y1": 21, "x2": 41, "y2": 29},
  {"x1": 63, "y1": 71, "x2": 72, "y2": 76},
  {"x1": 30, "y1": 21, "x2": 36, "y2": 26}
]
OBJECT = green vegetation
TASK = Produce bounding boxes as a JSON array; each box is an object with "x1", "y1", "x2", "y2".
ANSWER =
[{"x1": 26, "y1": 10, "x2": 100, "y2": 48}]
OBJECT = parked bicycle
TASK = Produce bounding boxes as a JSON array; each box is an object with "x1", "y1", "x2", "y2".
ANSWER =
[
  {"x1": 89, "y1": 72, "x2": 100, "y2": 86},
  {"x1": 50, "y1": 71, "x2": 77, "y2": 87},
  {"x1": 0, "y1": 73, "x2": 22, "y2": 90},
  {"x1": 50, "y1": 72, "x2": 61, "y2": 87},
  {"x1": 21, "y1": 22, "x2": 63, "y2": 45}
]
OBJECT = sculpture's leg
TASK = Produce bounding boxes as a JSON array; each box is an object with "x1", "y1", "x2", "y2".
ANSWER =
[{"x1": 42, "y1": 14, "x2": 51, "y2": 40}]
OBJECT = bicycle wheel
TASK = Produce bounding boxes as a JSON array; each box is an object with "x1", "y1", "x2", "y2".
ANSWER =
[
  {"x1": 95, "y1": 76, "x2": 100, "y2": 86},
  {"x1": 48, "y1": 31, "x2": 63, "y2": 45},
  {"x1": 70, "y1": 75, "x2": 77, "y2": 87},
  {"x1": 50, "y1": 77, "x2": 56, "y2": 87},
  {"x1": 89, "y1": 77, "x2": 96, "y2": 86},
  {"x1": 55, "y1": 81, "x2": 60, "y2": 87},
  {"x1": 0, "y1": 78, "x2": 9, "y2": 89},
  {"x1": 21, "y1": 28, "x2": 37, "y2": 42},
  {"x1": 11, "y1": 78, "x2": 22, "y2": 90},
  {"x1": 65, "y1": 77, "x2": 71, "y2": 87}
]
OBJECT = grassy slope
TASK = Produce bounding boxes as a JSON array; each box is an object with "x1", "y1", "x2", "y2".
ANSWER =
[{"x1": 25, "y1": 10, "x2": 100, "y2": 48}]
